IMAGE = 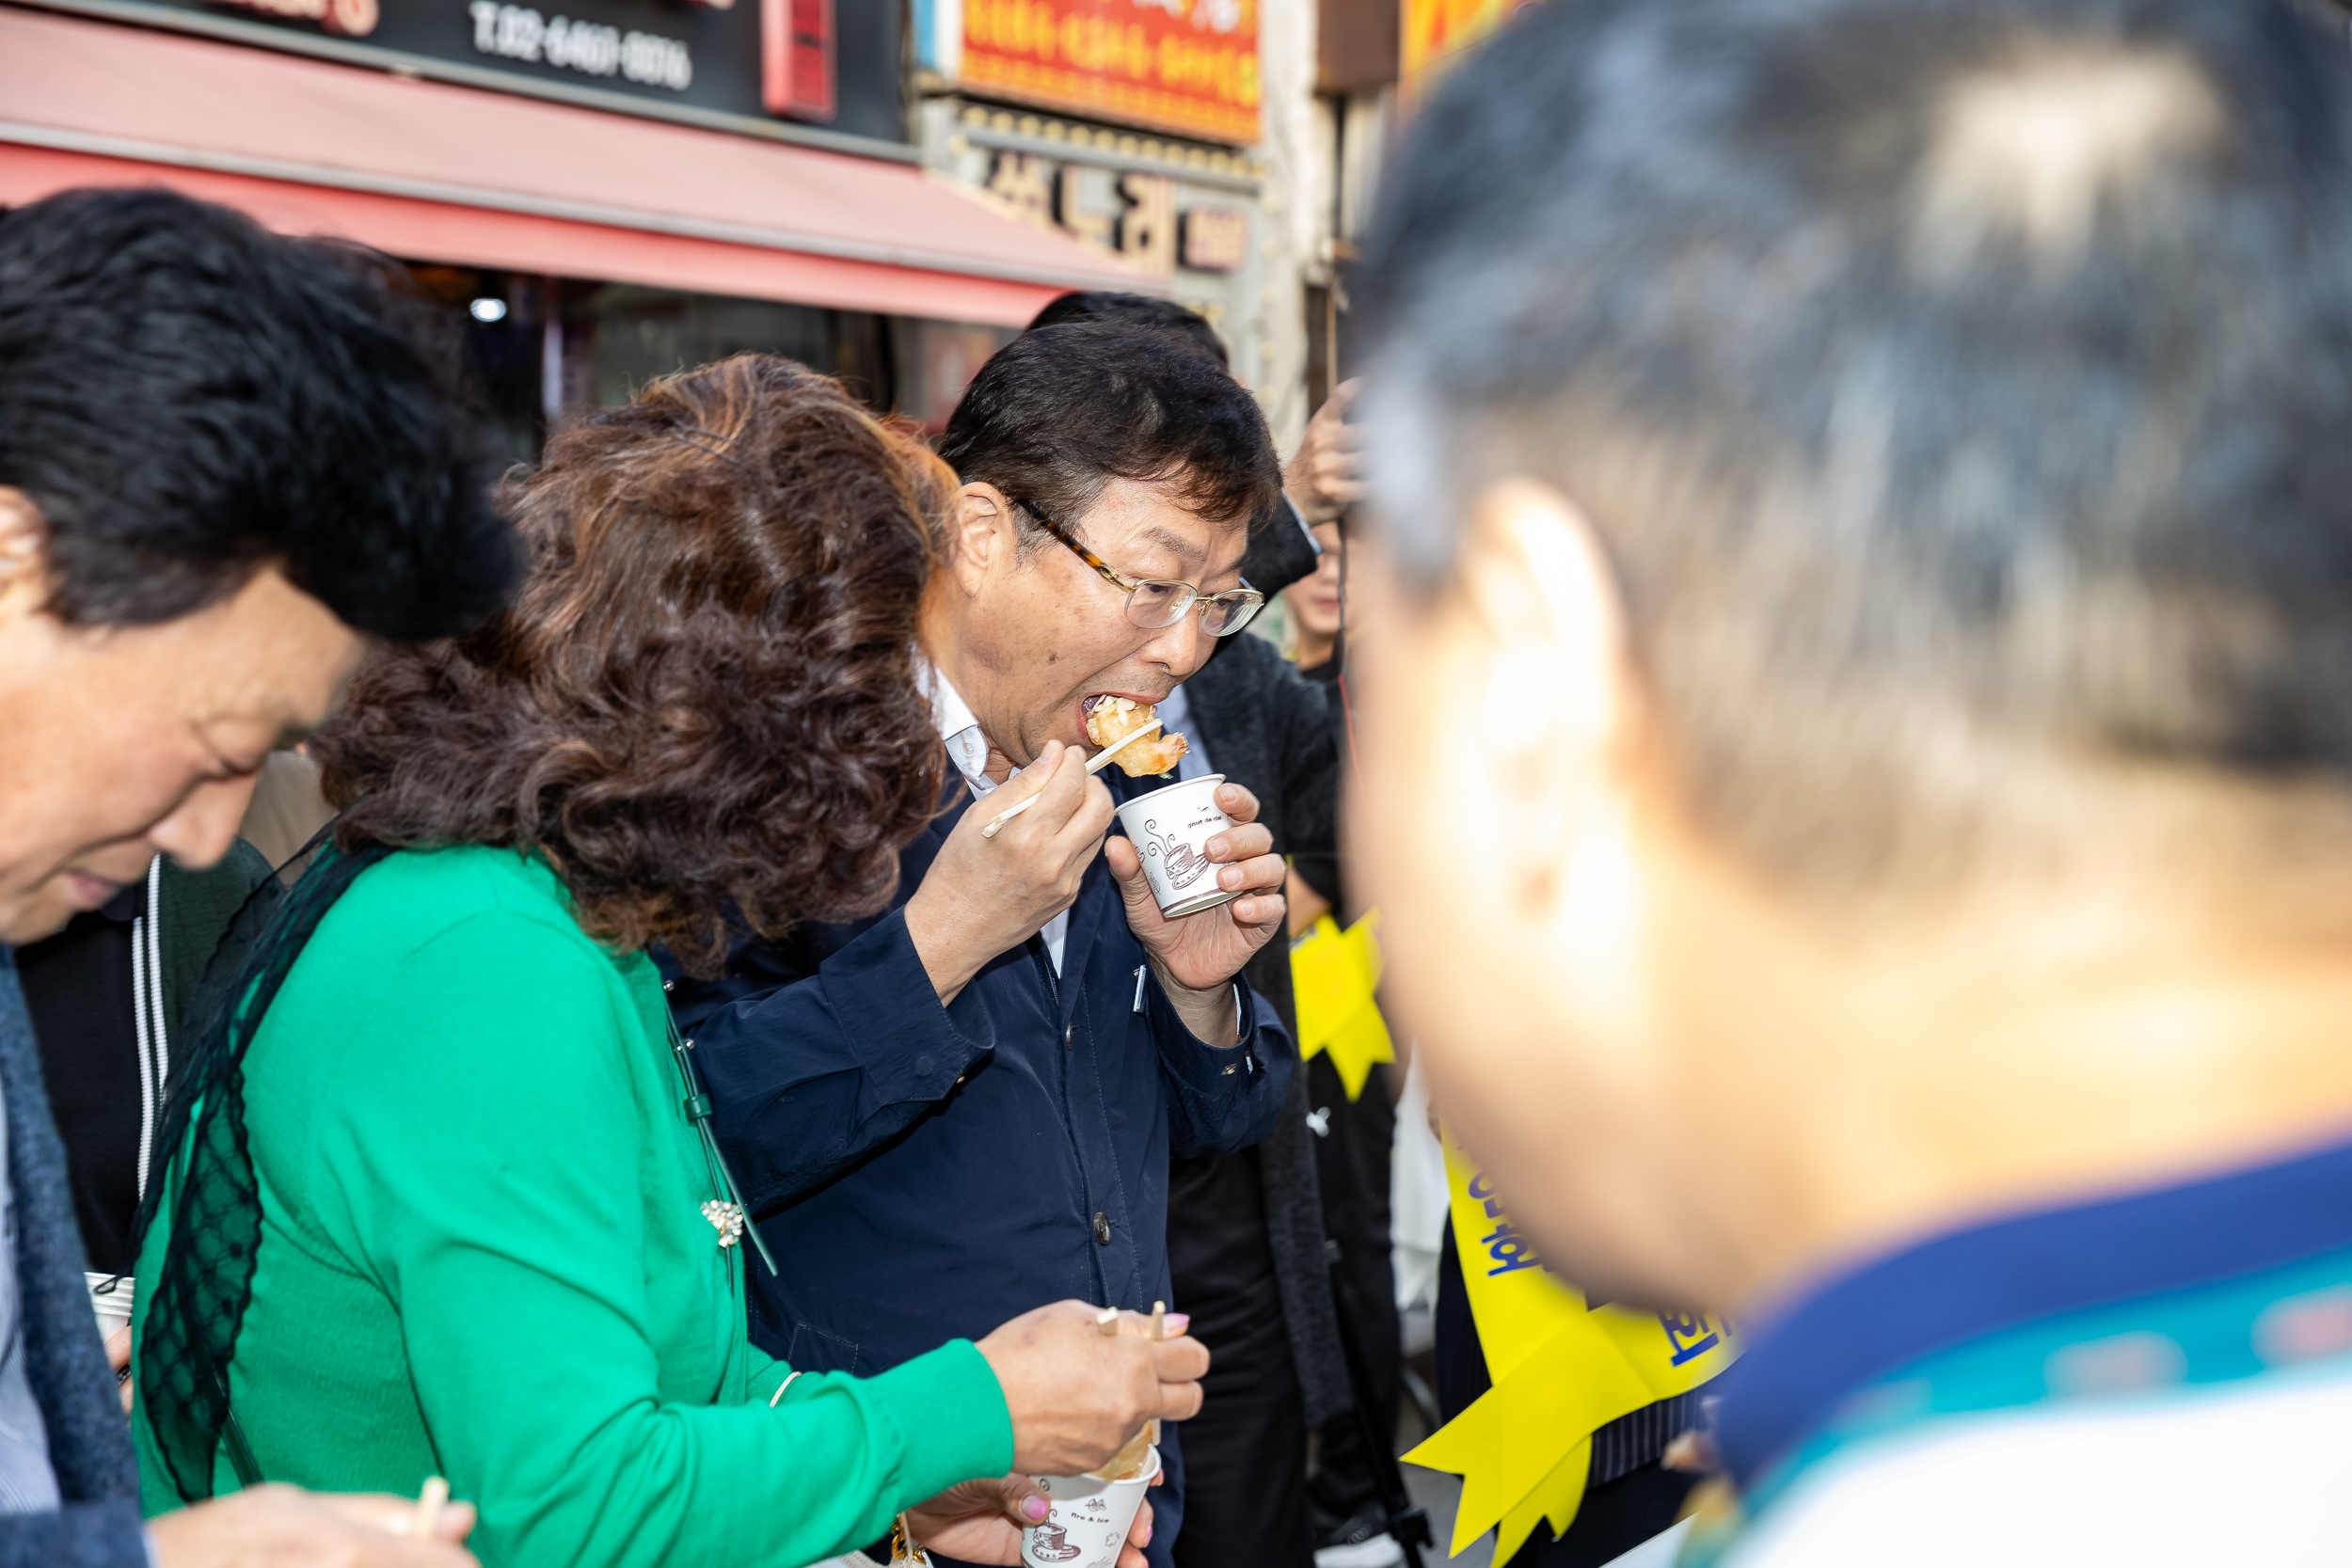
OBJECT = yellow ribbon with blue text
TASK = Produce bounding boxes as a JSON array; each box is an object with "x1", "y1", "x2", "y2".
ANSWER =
[
  {"x1": 1402, "y1": 1136, "x2": 1738, "y2": 1560},
  {"x1": 1289, "y1": 911, "x2": 1394, "y2": 1101}
]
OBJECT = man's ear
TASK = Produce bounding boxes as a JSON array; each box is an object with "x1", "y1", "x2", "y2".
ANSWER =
[
  {"x1": 947, "y1": 483, "x2": 1017, "y2": 594},
  {"x1": 0, "y1": 487, "x2": 52, "y2": 617},
  {"x1": 1451, "y1": 478, "x2": 1640, "y2": 922}
]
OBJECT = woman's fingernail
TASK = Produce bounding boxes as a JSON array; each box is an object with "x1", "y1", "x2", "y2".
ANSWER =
[
  {"x1": 1143, "y1": 1526, "x2": 1153, "y2": 1544},
  {"x1": 1024, "y1": 1496, "x2": 1050, "y2": 1521},
  {"x1": 1164, "y1": 1313, "x2": 1190, "y2": 1335}
]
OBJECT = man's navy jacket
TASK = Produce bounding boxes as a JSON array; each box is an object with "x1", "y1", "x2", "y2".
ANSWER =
[{"x1": 663, "y1": 765, "x2": 1290, "y2": 1560}]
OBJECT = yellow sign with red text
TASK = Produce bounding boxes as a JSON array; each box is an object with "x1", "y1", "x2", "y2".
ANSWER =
[
  {"x1": 1401, "y1": 0, "x2": 1518, "y2": 104},
  {"x1": 1403, "y1": 1138, "x2": 1738, "y2": 1559},
  {"x1": 957, "y1": 0, "x2": 1261, "y2": 144}
]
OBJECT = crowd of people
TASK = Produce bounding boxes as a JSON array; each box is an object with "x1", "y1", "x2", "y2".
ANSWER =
[{"x1": 7, "y1": 0, "x2": 2352, "y2": 1563}]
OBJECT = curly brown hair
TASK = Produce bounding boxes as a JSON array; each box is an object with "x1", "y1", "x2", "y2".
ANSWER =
[{"x1": 311, "y1": 354, "x2": 950, "y2": 975}]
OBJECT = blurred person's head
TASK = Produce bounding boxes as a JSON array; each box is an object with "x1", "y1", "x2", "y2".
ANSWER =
[
  {"x1": 311, "y1": 355, "x2": 951, "y2": 977},
  {"x1": 0, "y1": 188, "x2": 516, "y2": 945},
  {"x1": 1353, "y1": 0, "x2": 2352, "y2": 1308},
  {"x1": 1026, "y1": 291, "x2": 1232, "y2": 371},
  {"x1": 1282, "y1": 520, "x2": 1345, "y2": 667},
  {"x1": 930, "y1": 323, "x2": 1281, "y2": 771}
]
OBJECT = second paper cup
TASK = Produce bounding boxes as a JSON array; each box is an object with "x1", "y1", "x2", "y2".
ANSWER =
[{"x1": 1021, "y1": 1444, "x2": 1161, "y2": 1568}]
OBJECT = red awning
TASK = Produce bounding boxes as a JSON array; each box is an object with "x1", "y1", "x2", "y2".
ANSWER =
[{"x1": 0, "y1": 7, "x2": 1157, "y2": 325}]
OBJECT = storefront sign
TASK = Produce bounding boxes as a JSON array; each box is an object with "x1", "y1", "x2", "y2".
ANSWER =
[
  {"x1": 216, "y1": 0, "x2": 378, "y2": 37},
  {"x1": 82, "y1": 0, "x2": 903, "y2": 143},
  {"x1": 1177, "y1": 204, "x2": 1246, "y2": 272},
  {"x1": 921, "y1": 97, "x2": 1263, "y2": 374},
  {"x1": 764, "y1": 0, "x2": 838, "y2": 119},
  {"x1": 1402, "y1": 0, "x2": 1518, "y2": 103},
  {"x1": 467, "y1": 3, "x2": 694, "y2": 90},
  {"x1": 915, "y1": 0, "x2": 1260, "y2": 146}
]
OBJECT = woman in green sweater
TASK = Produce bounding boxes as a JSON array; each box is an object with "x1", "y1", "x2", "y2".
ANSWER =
[{"x1": 130, "y1": 356, "x2": 1205, "y2": 1567}]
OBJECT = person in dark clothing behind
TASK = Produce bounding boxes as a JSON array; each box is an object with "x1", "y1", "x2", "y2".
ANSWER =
[
  {"x1": 1268, "y1": 407, "x2": 1415, "y2": 1564},
  {"x1": 16, "y1": 844, "x2": 276, "y2": 1291},
  {"x1": 0, "y1": 186, "x2": 517, "y2": 1566},
  {"x1": 668, "y1": 324, "x2": 1295, "y2": 1568}
]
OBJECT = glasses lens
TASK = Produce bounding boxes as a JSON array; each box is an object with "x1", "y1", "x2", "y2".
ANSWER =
[
  {"x1": 1128, "y1": 580, "x2": 1194, "y2": 629},
  {"x1": 1200, "y1": 592, "x2": 1264, "y2": 637}
]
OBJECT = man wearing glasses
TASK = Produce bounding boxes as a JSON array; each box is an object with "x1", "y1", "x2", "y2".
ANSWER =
[{"x1": 666, "y1": 322, "x2": 1293, "y2": 1568}]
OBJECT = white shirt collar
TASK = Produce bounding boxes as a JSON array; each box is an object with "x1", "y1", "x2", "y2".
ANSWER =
[{"x1": 918, "y1": 656, "x2": 998, "y2": 798}]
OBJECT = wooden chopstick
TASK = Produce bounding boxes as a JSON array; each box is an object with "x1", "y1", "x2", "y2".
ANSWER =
[{"x1": 978, "y1": 721, "x2": 1163, "y2": 839}]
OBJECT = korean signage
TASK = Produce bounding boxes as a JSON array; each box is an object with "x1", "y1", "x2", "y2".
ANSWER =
[
  {"x1": 1402, "y1": 0, "x2": 1518, "y2": 103},
  {"x1": 916, "y1": 0, "x2": 1260, "y2": 146},
  {"x1": 80, "y1": 0, "x2": 907, "y2": 144},
  {"x1": 919, "y1": 97, "x2": 1266, "y2": 379}
]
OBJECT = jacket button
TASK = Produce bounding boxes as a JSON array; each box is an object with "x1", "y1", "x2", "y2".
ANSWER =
[
  {"x1": 1064, "y1": 1023, "x2": 1073, "y2": 1050},
  {"x1": 1093, "y1": 1212, "x2": 1112, "y2": 1245}
]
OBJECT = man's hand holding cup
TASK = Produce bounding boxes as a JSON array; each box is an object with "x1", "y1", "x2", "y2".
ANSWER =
[{"x1": 1105, "y1": 780, "x2": 1285, "y2": 1043}]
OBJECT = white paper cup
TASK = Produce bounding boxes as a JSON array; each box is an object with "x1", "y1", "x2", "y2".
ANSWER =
[
  {"x1": 1114, "y1": 775, "x2": 1241, "y2": 919},
  {"x1": 87, "y1": 1274, "x2": 134, "y2": 1342},
  {"x1": 1021, "y1": 1444, "x2": 1160, "y2": 1568}
]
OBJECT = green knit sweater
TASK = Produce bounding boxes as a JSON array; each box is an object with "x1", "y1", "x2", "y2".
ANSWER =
[{"x1": 131, "y1": 847, "x2": 1013, "y2": 1566}]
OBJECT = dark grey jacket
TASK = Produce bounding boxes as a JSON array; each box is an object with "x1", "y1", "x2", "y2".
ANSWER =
[
  {"x1": 1178, "y1": 630, "x2": 1354, "y2": 1426},
  {"x1": 0, "y1": 949, "x2": 146, "y2": 1566}
]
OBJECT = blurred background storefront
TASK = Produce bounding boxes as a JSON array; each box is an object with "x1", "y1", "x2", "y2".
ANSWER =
[
  {"x1": 0, "y1": 0, "x2": 1415, "y2": 454},
  {"x1": 0, "y1": 0, "x2": 1160, "y2": 452}
]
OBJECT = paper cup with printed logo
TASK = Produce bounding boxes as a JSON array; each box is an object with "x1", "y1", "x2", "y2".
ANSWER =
[
  {"x1": 1021, "y1": 1444, "x2": 1160, "y2": 1568},
  {"x1": 1114, "y1": 775, "x2": 1241, "y2": 920}
]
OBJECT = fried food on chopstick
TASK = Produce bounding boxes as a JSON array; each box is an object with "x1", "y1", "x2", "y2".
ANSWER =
[{"x1": 1084, "y1": 695, "x2": 1189, "y2": 777}]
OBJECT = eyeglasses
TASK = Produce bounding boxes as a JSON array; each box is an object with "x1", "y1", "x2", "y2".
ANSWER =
[{"x1": 1017, "y1": 499, "x2": 1265, "y2": 638}]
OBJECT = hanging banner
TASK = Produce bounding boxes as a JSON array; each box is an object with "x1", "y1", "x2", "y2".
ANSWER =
[
  {"x1": 916, "y1": 0, "x2": 1261, "y2": 144},
  {"x1": 1403, "y1": 1137, "x2": 1739, "y2": 1560},
  {"x1": 1290, "y1": 911, "x2": 1393, "y2": 1101}
]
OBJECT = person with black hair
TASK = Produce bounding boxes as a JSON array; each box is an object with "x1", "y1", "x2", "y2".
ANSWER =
[
  {"x1": 1352, "y1": 0, "x2": 2352, "y2": 1560},
  {"x1": 0, "y1": 186, "x2": 517, "y2": 1566},
  {"x1": 670, "y1": 322, "x2": 1295, "y2": 1568}
]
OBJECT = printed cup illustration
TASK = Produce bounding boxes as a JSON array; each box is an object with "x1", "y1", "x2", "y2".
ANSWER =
[
  {"x1": 1113, "y1": 774, "x2": 1242, "y2": 920},
  {"x1": 86, "y1": 1273, "x2": 134, "y2": 1341},
  {"x1": 1021, "y1": 1443, "x2": 1161, "y2": 1568}
]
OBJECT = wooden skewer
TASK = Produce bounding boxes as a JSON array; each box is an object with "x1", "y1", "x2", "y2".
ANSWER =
[
  {"x1": 979, "y1": 721, "x2": 1163, "y2": 840},
  {"x1": 1148, "y1": 1299, "x2": 1167, "y2": 1447},
  {"x1": 414, "y1": 1476, "x2": 449, "y2": 1540},
  {"x1": 1094, "y1": 1306, "x2": 1121, "y2": 1337}
]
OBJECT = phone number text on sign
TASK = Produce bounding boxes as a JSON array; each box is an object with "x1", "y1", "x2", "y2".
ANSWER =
[{"x1": 468, "y1": 2, "x2": 693, "y2": 90}]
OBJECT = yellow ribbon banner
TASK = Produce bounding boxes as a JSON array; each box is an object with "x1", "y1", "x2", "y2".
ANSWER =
[
  {"x1": 1289, "y1": 911, "x2": 1394, "y2": 1101},
  {"x1": 1402, "y1": 1138, "x2": 1739, "y2": 1560}
]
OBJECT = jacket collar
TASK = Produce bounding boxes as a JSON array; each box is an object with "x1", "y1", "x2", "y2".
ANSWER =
[{"x1": 1716, "y1": 1129, "x2": 2352, "y2": 1488}]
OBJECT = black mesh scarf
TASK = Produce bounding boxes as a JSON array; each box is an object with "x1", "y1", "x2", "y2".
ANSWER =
[{"x1": 133, "y1": 837, "x2": 392, "y2": 1502}]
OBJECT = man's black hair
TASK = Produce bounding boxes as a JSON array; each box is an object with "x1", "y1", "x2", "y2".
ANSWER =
[
  {"x1": 1360, "y1": 0, "x2": 2352, "y2": 898},
  {"x1": 1017, "y1": 292, "x2": 1321, "y2": 594},
  {"x1": 939, "y1": 321, "x2": 1279, "y2": 554},
  {"x1": 0, "y1": 187, "x2": 518, "y2": 639},
  {"x1": 1025, "y1": 291, "x2": 1231, "y2": 371}
]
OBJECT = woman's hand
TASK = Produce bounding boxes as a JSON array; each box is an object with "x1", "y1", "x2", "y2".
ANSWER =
[
  {"x1": 976, "y1": 1301, "x2": 1204, "y2": 1477},
  {"x1": 904, "y1": 1478, "x2": 1153, "y2": 1568}
]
